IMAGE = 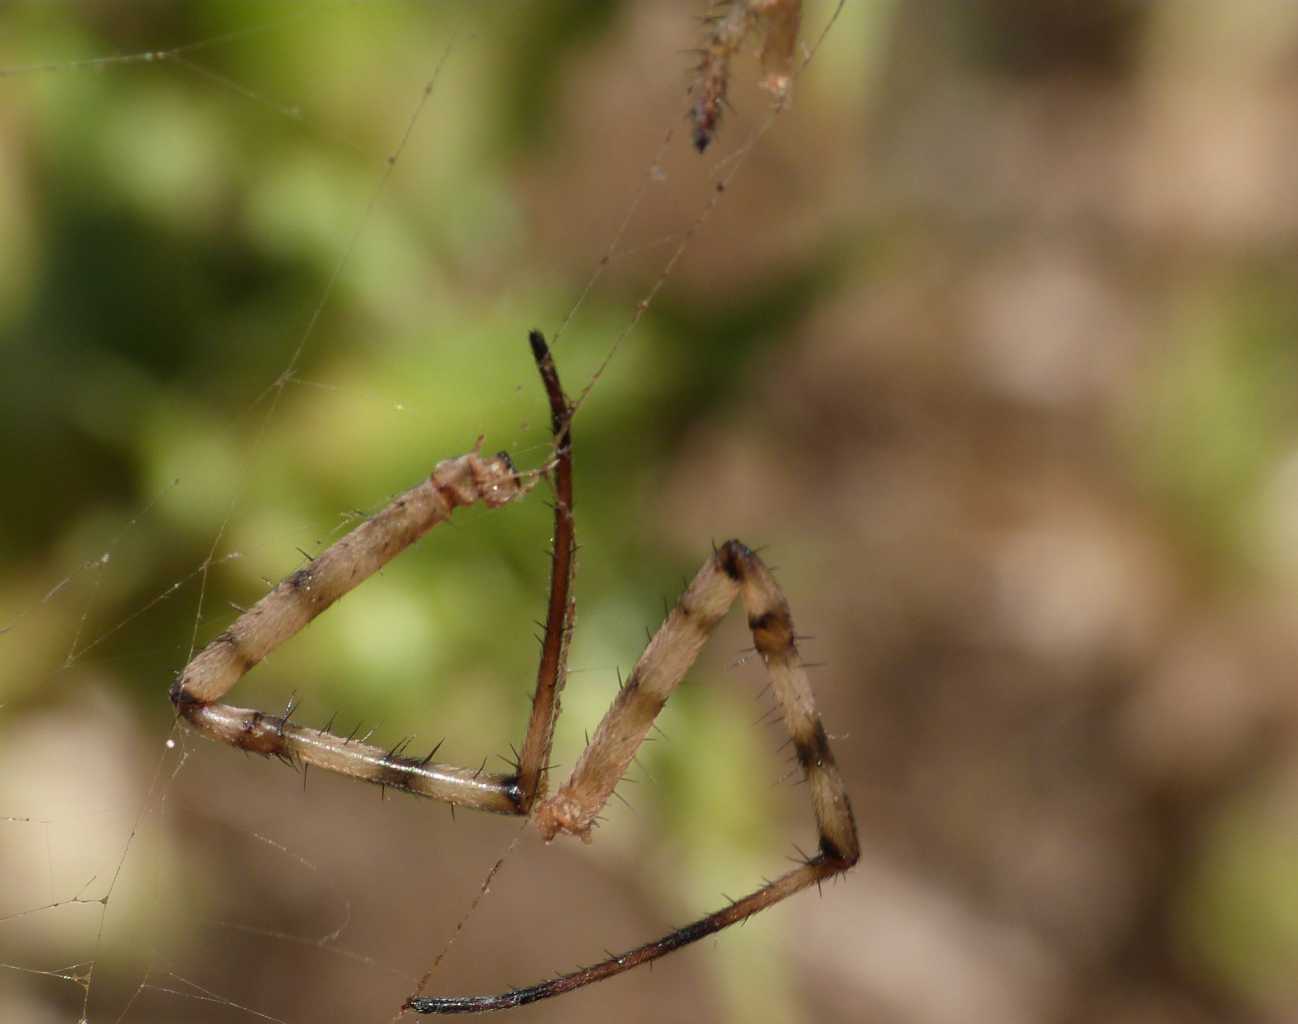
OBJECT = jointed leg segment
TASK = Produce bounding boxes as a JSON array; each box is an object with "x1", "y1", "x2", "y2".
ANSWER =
[
  {"x1": 169, "y1": 334, "x2": 856, "y2": 1015},
  {"x1": 513, "y1": 330, "x2": 575, "y2": 811},
  {"x1": 171, "y1": 333, "x2": 576, "y2": 816},
  {"x1": 411, "y1": 539, "x2": 858, "y2": 1013}
]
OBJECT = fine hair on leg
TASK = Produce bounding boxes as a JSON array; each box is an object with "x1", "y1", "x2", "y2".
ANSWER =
[
  {"x1": 170, "y1": 332, "x2": 577, "y2": 817},
  {"x1": 166, "y1": 334, "x2": 856, "y2": 1015},
  {"x1": 408, "y1": 540, "x2": 859, "y2": 1013}
]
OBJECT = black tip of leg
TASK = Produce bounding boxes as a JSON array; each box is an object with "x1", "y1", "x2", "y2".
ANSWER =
[
  {"x1": 717, "y1": 538, "x2": 749, "y2": 580},
  {"x1": 529, "y1": 329, "x2": 548, "y2": 361}
]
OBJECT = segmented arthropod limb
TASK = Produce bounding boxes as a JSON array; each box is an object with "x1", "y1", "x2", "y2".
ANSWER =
[
  {"x1": 170, "y1": 333, "x2": 574, "y2": 818},
  {"x1": 689, "y1": 0, "x2": 802, "y2": 152},
  {"x1": 169, "y1": 333, "x2": 857, "y2": 1014}
]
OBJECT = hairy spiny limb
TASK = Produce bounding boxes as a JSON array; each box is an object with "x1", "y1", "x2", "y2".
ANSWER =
[
  {"x1": 170, "y1": 332, "x2": 574, "y2": 815},
  {"x1": 414, "y1": 540, "x2": 858, "y2": 1011},
  {"x1": 169, "y1": 449, "x2": 533, "y2": 813},
  {"x1": 688, "y1": 0, "x2": 802, "y2": 152},
  {"x1": 689, "y1": 2, "x2": 751, "y2": 152},
  {"x1": 513, "y1": 330, "x2": 575, "y2": 810},
  {"x1": 172, "y1": 449, "x2": 525, "y2": 707},
  {"x1": 183, "y1": 701, "x2": 524, "y2": 812}
]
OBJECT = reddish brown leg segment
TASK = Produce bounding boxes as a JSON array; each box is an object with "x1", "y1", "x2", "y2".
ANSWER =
[
  {"x1": 410, "y1": 541, "x2": 859, "y2": 1012},
  {"x1": 513, "y1": 330, "x2": 575, "y2": 810}
]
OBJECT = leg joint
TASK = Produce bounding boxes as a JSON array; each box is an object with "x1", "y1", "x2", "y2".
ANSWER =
[
  {"x1": 818, "y1": 835, "x2": 860, "y2": 869},
  {"x1": 747, "y1": 606, "x2": 794, "y2": 654},
  {"x1": 169, "y1": 677, "x2": 205, "y2": 714},
  {"x1": 716, "y1": 538, "x2": 752, "y2": 581}
]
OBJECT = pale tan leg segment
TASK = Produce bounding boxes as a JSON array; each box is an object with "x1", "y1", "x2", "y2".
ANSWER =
[
  {"x1": 172, "y1": 333, "x2": 578, "y2": 817},
  {"x1": 170, "y1": 451, "x2": 535, "y2": 813}
]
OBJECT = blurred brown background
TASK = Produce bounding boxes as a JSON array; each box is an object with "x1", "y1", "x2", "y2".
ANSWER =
[{"x1": 3, "y1": 2, "x2": 1298, "y2": 1022}]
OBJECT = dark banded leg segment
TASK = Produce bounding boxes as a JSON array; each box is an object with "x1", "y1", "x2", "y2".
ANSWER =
[
  {"x1": 411, "y1": 540, "x2": 859, "y2": 1012},
  {"x1": 406, "y1": 855, "x2": 842, "y2": 1014},
  {"x1": 170, "y1": 333, "x2": 575, "y2": 816}
]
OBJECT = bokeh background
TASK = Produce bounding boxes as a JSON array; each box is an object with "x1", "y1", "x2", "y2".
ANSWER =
[{"x1": 3, "y1": 2, "x2": 1298, "y2": 1022}]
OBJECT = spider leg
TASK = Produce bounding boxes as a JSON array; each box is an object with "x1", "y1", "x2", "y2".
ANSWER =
[
  {"x1": 169, "y1": 450, "x2": 534, "y2": 813},
  {"x1": 512, "y1": 331, "x2": 575, "y2": 811},
  {"x1": 409, "y1": 540, "x2": 859, "y2": 1012},
  {"x1": 688, "y1": 0, "x2": 753, "y2": 151},
  {"x1": 406, "y1": 860, "x2": 841, "y2": 1014},
  {"x1": 170, "y1": 333, "x2": 575, "y2": 816}
]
